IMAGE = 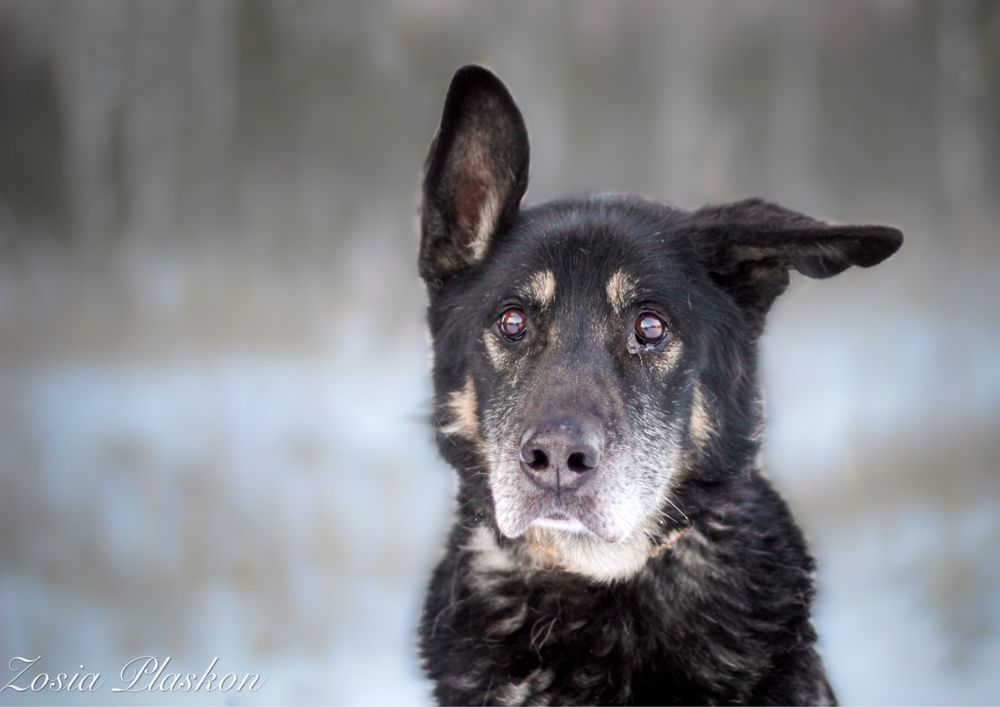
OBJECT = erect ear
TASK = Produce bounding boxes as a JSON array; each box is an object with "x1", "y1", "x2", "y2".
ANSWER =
[
  {"x1": 689, "y1": 198, "x2": 903, "y2": 326},
  {"x1": 419, "y1": 65, "x2": 529, "y2": 285}
]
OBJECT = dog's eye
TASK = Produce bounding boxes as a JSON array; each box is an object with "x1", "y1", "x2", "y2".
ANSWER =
[
  {"x1": 634, "y1": 312, "x2": 667, "y2": 345},
  {"x1": 498, "y1": 307, "x2": 527, "y2": 341}
]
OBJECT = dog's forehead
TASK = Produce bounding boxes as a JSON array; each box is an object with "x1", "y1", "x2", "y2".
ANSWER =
[{"x1": 490, "y1": 219, "x2": 690, "y2": 312}]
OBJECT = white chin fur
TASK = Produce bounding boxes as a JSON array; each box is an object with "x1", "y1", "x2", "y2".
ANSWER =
[{"x1": 530, "y1": 517, "x2": 591, "y2": 535}]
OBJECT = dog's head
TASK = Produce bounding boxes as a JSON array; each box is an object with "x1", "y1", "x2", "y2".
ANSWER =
[{"x1": 419, "y1": 66, "x2": 901, "y2": 576}]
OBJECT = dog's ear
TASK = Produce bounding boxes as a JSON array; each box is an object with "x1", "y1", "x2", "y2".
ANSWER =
[
  {"x1": 420, "y1": 65, "x2": 529, "y2": 285},
  {"x1": 690, "y1": 198, "x2": 903, "y2": 326}
]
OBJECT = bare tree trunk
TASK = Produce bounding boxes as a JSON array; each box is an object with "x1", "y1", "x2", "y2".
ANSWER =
[
  {"x1": 54, "y1": 0, "x2": 125, "y2": 251},
  {"x1": 935, "y1": 0, "x2": 985, "y2": 245}
]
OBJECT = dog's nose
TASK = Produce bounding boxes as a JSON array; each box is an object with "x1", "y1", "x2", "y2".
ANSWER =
[{"x1": 519, "y1": 416, "x2": 604, "y2": 493}]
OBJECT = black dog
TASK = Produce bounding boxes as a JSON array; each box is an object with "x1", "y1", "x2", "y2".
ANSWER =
[{"x1": 416, "y1": 65, "x2": 901, "y2": 706}]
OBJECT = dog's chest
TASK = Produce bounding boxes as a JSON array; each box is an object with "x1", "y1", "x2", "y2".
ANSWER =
[{"x1": 426, "y1": 545, "x2": 766, "y2": 705}]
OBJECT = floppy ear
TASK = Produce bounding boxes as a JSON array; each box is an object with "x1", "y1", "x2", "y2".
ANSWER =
[
  {"x1": 420, "y1": 65, "x2": 530, "y2": 285},
  {"x1": 689, "y1": 198, "x2": 903, "y2": 326}
]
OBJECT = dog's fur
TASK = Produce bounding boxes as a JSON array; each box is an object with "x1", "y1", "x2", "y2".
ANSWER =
[{"x1": 416, "y1": 66, "x2": 902, "y2": 706}]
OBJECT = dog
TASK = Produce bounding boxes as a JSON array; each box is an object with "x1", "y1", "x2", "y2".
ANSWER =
[{"x1": 416, "y1": 65, "x2": 902, "y2": 705}]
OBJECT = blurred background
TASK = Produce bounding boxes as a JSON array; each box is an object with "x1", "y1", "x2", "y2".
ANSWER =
[{"x1": 0, "y1": 1, "x2": 998, "y2": 704}]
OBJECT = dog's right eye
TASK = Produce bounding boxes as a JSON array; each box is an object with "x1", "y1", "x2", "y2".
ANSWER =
[
  {"x1": 634, "y1": 312, "x2": 667, "y2": 345},
  {"x1": 498, "y1": 307, "x2": 527, "y2": 341}
]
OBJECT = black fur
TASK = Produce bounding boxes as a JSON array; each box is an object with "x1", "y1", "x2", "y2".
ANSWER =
[{"x1": 417, "y1": 65, "x2": 902, "y2": 706}]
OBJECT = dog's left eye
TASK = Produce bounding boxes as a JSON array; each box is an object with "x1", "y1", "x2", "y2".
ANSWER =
[
  {"x1": 498, "y1": 307, "x2": 528, "y2": 340},
  {"x1": 634, "y1": 312, "x2": 667, "y2": 345}
]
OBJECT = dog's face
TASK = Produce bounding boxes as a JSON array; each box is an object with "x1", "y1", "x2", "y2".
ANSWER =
[
  {"x1": 438, "y1": 203, "x2": 724, "y2": 545},
  {"x1": 419, "y1": 66, "x2": 901, "y2": 571}
]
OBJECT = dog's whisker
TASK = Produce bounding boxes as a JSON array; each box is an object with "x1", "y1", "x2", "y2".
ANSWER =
[{"x1": 663, "y1": 495, "x2": 690, "y2": 524}]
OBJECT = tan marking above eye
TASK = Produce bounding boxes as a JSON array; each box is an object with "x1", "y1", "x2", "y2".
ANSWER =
[
  {"x1": 606, "y1": 270, "x2": 636, "y2": 312},
  {"x1": 524, "y1": 270, "x2": 556, "y2": 307}
]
